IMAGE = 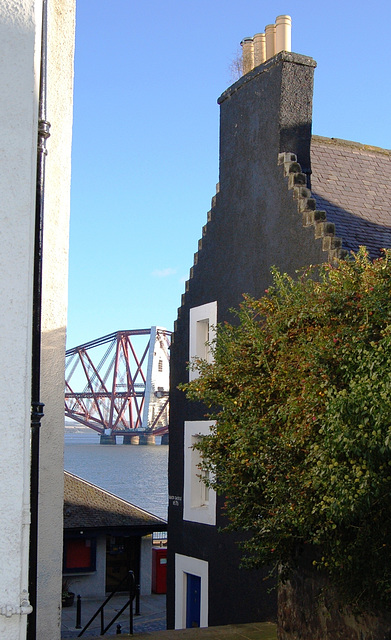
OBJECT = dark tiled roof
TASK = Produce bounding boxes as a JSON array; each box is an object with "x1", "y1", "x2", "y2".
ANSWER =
[
  {"x1": 310, "y1": 136, "x2": 391, "y2": 258},
  {"x1": 64, "y1": 470, "x2": 166, "y2": 531}
]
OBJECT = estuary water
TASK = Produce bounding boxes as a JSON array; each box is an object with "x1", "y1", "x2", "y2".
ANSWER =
[{"x1": 64, "y1": 434, "x2": 169, "y2": 521}]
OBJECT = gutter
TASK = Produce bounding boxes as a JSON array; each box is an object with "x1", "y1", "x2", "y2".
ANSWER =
[{"x1": 27, "y1": 0, "x2": 50, "y2": 637}]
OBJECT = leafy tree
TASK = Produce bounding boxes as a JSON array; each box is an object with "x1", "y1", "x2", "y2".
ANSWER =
[{"x1": 182, "y1": 249, "x2": 391, "y2": 611}]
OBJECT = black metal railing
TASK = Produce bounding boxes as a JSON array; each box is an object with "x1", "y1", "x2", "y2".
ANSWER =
[{"x1": 77, "y1": 570, "x2": 136, "y2": 637}]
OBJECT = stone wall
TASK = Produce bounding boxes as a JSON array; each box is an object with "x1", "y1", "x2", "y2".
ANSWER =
[
  {"x1": 0, "y1": 2, "x2": 42, "y2": 638},
  {"x1": 278, "y1": 558, "x2": 391, "y2": 640},
  {"x1": 0, "y1": 1, "x2": 75, "y2": 638}
]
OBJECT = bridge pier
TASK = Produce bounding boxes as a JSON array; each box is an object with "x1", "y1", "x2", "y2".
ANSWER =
[
  {"x1": 122, "y1": 433, "x2": 161, "y2": 445},
  {"x1": 100, "y1": 434, "x2": 116, "y2": 445},
  {"x1": 139, "y1": 434, "x2": 157, "y2": 445},
  {"x1": 123, "y1": 434, "x2": 139, "y2": 445}
]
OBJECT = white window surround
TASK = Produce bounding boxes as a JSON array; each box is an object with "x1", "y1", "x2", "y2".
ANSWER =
[
  {"x1": 183, "y1": 421, "x2": 216, "y2": 526},
  {"x1": 189, "y1": 301, "x2": 217, "y2": 381},
  {"x1": 175, "y1": 553, "x2": 209, "y2": 630}
]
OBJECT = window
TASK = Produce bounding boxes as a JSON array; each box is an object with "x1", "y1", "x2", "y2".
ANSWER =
[
  {"x1": 190, "y1": 435, "x2": 209, "y2": 508},
  {"x1": 183, "y1": 421, "x2": 216, "y2": 525},
  {"x1": 189, "y1": 301, "x2": 217, "y2": 381},
  {"x1": 175, "y1": 554, "x2": 208, "y2": 629},
  {"x1": 63, "y1": 537, "x2": 96, "y2": 573}
]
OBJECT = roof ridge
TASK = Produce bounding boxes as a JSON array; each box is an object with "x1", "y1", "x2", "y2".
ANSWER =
[{"x1": 312, "y1": 135, "x2": 391, "y2": 155}]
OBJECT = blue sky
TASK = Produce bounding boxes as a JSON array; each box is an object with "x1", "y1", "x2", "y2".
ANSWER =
[{"x1": 67, "y1": 0, "x2": 391, "y2": 348}]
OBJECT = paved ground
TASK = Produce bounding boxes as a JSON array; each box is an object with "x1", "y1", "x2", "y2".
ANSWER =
[
  {"x1": 61, "y1": 593, "x2": 167, "y2": 638},
  {"x1": 64, "y1": 623, "x2": 277, "y2": 640},
  {"x1": 113, "y1": 621, "x2": 277, "y2": 639},
  {"x1": 61, "y1": 593, "x2": 277, "y2": 639}
]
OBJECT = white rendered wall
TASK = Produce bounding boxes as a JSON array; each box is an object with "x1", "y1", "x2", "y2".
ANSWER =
[
  {"x1": 0, "y1": 2, "x2": 42, "y2": 638},
  {"x1": 36, "y1": 1, "x2": 75, "y2": 638},
  {"x1": 140, "y1": 536, "x2": 153, "y2": 595},
  {"x1": 0, "y1": 1, "x2": 75, "y2": 638}
]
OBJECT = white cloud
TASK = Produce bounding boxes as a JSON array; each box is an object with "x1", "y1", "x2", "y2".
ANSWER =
[{"x1": 152, "y1": 267, "x2": 177, "y2": 278}]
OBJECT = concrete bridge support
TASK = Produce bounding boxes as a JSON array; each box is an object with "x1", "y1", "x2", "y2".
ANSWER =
[
  {"x1": 100, "y1": 434, "x2": 116, "y2": 445},
  {"x1": 122, "y1": 433, "x2": 162, "y2": 445}
]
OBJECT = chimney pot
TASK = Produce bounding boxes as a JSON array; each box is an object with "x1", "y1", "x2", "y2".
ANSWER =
[
  {"x1": 241, "y1": 37, "x2": 254, "y2": 74},
  {"x1": 264, "y1": 24, "x2": 276, "y2": 59},
  {"x1": 253, "y1": 33, "x2": 266, "y2": 66},
  {"x1": 275, "y1": 15, "x2": 292, "y2": 53}
]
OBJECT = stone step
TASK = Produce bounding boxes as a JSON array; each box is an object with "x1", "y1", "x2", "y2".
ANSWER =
[{"x1": 66, "y1": 620, "x2": 277, "y2": 640}]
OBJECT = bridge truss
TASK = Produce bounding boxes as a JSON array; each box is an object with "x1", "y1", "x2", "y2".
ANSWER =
[{"x1": 65, "y1": 327, "x2": 171, "y2": 437}]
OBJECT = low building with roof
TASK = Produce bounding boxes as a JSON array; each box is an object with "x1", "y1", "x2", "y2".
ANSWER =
[{"x1": 63, "y1": 471, "x2": 167, "y2": 599}]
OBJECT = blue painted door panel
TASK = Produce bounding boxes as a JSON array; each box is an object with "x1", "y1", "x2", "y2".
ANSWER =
[{"x1": 186, "y1": 573, "x2": 201, "y2": 628}]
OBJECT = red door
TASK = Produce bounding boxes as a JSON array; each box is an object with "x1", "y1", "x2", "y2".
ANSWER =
[{"x1": 152, "y1": 547, "x2": 167, "y2": 594}]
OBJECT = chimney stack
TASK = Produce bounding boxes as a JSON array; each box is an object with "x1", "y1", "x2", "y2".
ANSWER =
[{"x1": 241, "y1": 15, "x2": 292, "y2": 76}]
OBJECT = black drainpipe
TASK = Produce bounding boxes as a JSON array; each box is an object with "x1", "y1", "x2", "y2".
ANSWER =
[{"x1": 28, "y1": 0, "x2": 50, "y2": 637}]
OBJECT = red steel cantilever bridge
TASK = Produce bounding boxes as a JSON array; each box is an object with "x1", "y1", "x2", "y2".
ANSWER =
[{"x1": 65, "y1": 327, "x2": 171, "y2": 444}]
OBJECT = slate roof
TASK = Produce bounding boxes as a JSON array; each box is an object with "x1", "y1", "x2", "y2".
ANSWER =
[
  {"x1": 310, "y1": 136, "x2": 391, "y2": 259},
  {"x1": 64, "y1": 470, "x2": 167, "y2": 531}
]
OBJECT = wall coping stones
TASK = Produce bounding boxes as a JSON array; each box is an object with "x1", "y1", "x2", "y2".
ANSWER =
[
  {"x1": 279, "y1": 152, "x2": 347, "y2": 261},
  {"x1": 218, "y1": 51, "x2": 317, "y2": 105}
]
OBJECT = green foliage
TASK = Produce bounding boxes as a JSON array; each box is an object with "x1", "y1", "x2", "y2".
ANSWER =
[{"x1": 182, "y1": 248, "x2": 391, "y2": 611}]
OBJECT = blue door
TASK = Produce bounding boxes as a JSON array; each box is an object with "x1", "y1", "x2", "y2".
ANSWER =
[{"x1": 186, "y1": 573, "x2": 201, "y2": 628}]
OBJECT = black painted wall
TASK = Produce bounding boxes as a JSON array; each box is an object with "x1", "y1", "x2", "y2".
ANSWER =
[{"x1": 167, "y1": 52, "x2": 326, "y2": 629}]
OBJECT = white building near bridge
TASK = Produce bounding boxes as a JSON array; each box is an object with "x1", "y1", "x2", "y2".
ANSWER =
[{"x1": 0, "y1": 1, "x2": 75, "y2": 639}]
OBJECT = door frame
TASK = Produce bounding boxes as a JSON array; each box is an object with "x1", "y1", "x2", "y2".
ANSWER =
[{"x1": 174, "y1": 553, "x2": 208, "y2": 629}]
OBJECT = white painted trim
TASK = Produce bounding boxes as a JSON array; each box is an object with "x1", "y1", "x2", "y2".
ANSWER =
[
  {"x1": 189, "y1": 301, "x2": 217, "y2": 381},
  {"x1": 175, "y1": 554, "x2": 208, "y2": 630},
  {"x1": 183, "y1": 421, "x2": 216, "y2": 526}
]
